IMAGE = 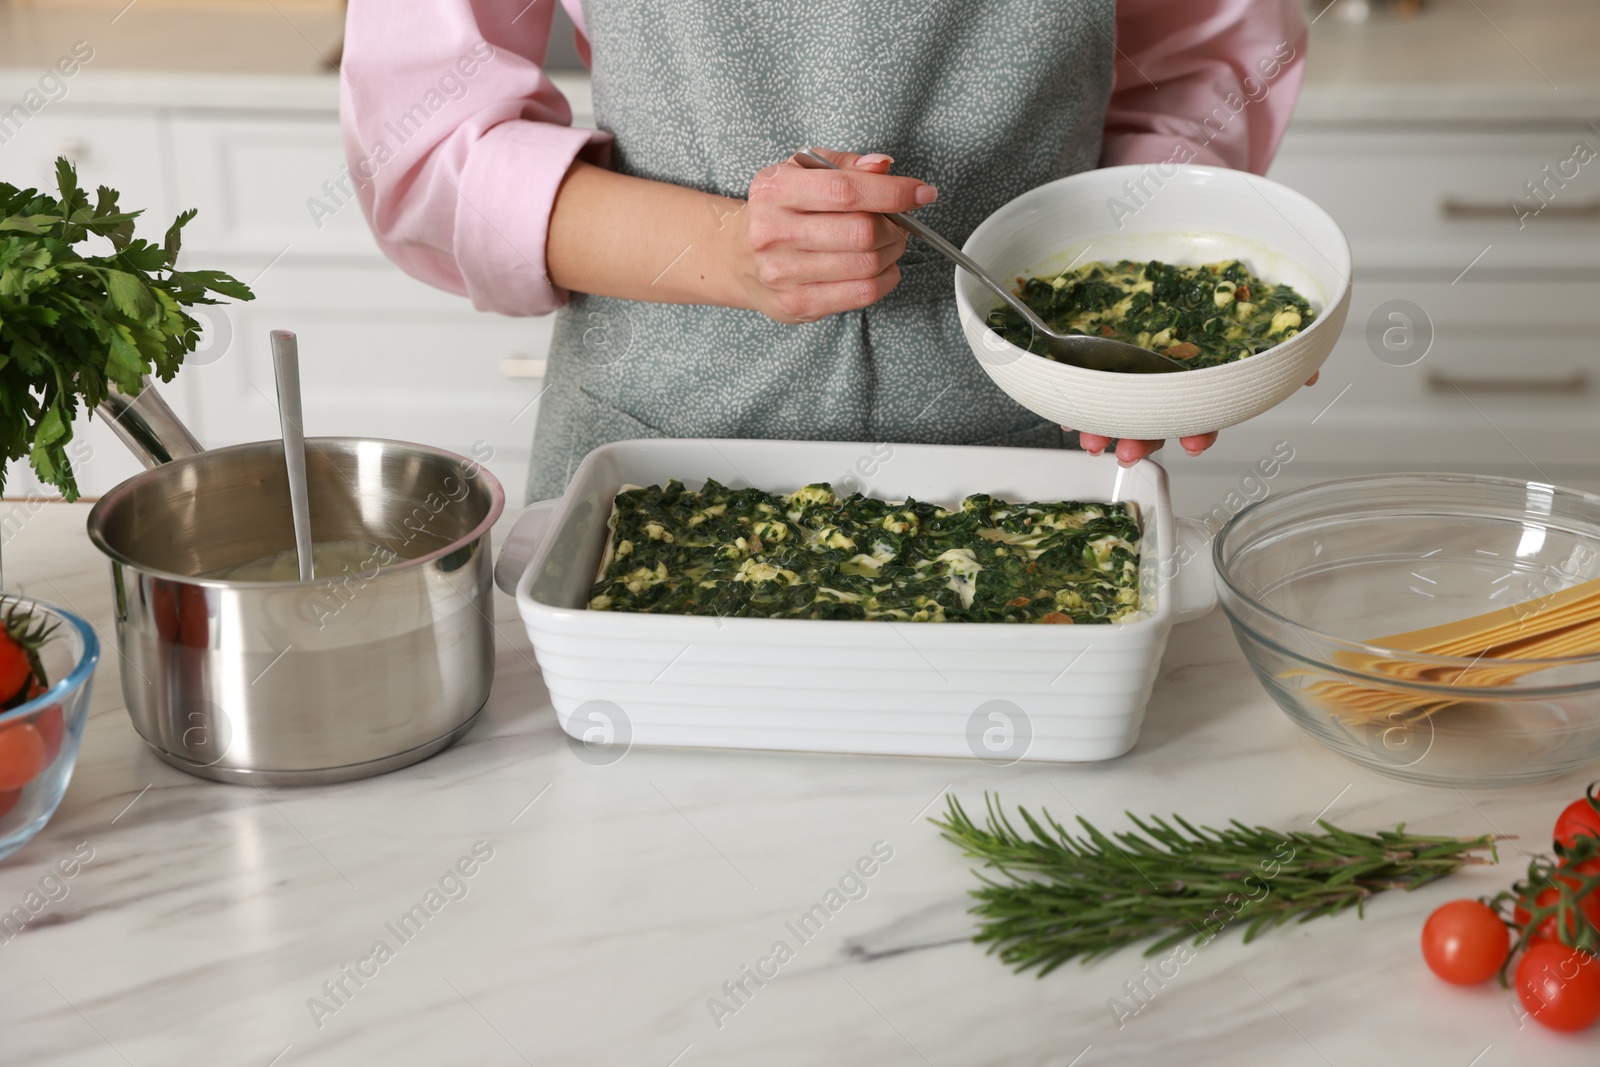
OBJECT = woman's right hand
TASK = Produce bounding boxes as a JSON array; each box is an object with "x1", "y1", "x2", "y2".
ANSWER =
[{"x1": 734, "y1": 148, "x2": 938, "y2": 324}]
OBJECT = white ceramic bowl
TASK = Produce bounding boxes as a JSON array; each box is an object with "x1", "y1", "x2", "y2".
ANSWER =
[{"x1": 956, "y1": 164, "x2": 1352, "y2": 441}]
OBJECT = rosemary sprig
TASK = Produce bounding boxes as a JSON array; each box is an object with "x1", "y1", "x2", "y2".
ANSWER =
[{"x1": 932, "y1": 794, "x2": 1499, "y2": 975}]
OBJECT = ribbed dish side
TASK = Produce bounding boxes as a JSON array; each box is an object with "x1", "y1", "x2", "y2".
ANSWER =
[{"x1": 524, "y1": 612, "x2": 1169, "y2": 758}]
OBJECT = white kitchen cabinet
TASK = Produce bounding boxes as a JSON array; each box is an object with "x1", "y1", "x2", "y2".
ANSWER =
[
  {"x1": 1266, "y1": 128, "x2": 1600, "y2": 270},
  {"x1": 164, "y1": 113, "x2": 382, "y2": 258},
  {"x1": 1177, "y1": 279, "x2": 1598, "y2": 459},
  {"x1": 181, "y1": 260, "x2": 553, "y2": 497},
  {"x1": 0, "y1": 109, "x2": 168, "y2": 217},
  {"x1": 1171, "y1": 119, "x2": 1600, "y2": 518}
]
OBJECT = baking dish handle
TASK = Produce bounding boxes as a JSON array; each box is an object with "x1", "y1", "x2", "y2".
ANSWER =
[
  {"x1": 1172, "y1": 516, "x2": 1218, "y2": 623},
  {"x1": 494, "y1": 498, "x2": 561, "y2": 595}
]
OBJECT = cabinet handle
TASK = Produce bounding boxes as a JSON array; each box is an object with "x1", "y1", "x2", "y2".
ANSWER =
[
  {"x1": 500, "y1": 357, "x2": 547, "y2": 379},
  {"x1": 1427, "y1": 370, "x2": 1590, "y2": 394},
  {"x1": 1441, "y1": 197, "x2": 1600, "y2": 221}
]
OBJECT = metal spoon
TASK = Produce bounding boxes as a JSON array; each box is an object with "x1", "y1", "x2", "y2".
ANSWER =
[
  {"x1": 794, "y1": 149, "x2": 1187, "y2": 374},
  {"x1": 269, "y1": 329, "x2": 315, "y2": 581}
]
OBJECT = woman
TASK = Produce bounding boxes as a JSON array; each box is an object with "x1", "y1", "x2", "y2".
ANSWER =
[{"x1": 341, "y1": 0, "x2": 1310, "y2": 501}]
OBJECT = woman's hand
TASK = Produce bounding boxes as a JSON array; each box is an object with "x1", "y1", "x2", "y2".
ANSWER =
[
  {"x1": 733, "y1": 148, "x2": 937, "y2": 324},
  {"x1": 1067, "y1": 372, "x2": 1321, "y2": 464}
]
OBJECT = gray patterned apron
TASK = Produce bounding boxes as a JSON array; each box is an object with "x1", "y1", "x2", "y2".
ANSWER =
[{"x1": 527, "y1": 0, "x2": 1115, "y2": 500}]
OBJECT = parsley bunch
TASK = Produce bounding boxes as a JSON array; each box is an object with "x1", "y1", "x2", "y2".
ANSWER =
[{"x1": 0, "y1": 157, "x2": 253, "y2": 499}]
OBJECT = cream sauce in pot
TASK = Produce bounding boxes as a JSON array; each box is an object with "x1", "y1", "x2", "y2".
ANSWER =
[{"x1": 209, "y1": 540, "x2": 393, "y2": 582}]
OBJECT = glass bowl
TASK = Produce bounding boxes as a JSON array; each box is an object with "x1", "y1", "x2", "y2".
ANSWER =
[
  {"x1": 1214, "y1": 473, "x2": 1600, "y2": 787},
  {"x1": 0, "y1": 599, "x2": 99, "y2": 861}
]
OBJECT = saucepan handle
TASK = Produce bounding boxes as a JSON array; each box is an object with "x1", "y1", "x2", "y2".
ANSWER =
[
  {"x1": 493, "y1": 498, "x2": 562, "y2": 595},
  {"x1": 97, "y1": 376, "x2": 205, "y2": 469},
  {"x1": 1172, "y1": 516, "x2": 1218, "y2": 623}
]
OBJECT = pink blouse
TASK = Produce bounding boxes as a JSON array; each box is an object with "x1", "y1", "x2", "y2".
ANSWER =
[{"x1": 340, "y1": 0, "x2": 1308, "y2": 317}]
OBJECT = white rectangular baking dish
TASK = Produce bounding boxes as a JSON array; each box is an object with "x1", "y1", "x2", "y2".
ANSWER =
[{"x1": 495, "y1": 439, "x2": 1215, "y2": 762}]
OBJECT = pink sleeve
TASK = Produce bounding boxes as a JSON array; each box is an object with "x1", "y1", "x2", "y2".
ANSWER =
[
  {"x1": 1102, "y1": 0, "x2": 1308, "y2": 176},
  {"x1": 340, "y1": 0, "x2": 611, "y2": 316}
]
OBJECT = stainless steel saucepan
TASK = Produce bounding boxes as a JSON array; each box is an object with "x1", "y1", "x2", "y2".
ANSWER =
[{"x1": 86, "y1": 380, "x2": 504, "y2": 785}]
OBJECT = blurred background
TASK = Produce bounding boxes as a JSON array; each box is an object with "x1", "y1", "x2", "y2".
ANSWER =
[{"x1": 0, "y1": 0, "x2": 1595, "y2": 517}]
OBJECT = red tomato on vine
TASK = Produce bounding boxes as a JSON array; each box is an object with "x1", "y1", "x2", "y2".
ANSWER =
[
  {"x1": 0, "y1": 722, "x2": 46, "y2": 791},
  {"x1": 0, "y1": 599, "x2": 56, "y2": 709},
  {"x1": 31, "y1": 705, "x2": 64, "y2": 766},
  {"x1": 1555, "y1": 784, "x2": 1600, "y2": 853},
  {"x1": 1516, "y1": 942, "x2": 1600, "y2": 1032},
  {"x1": 0, "y1": 631, "x2": 29, "y2": 704}
]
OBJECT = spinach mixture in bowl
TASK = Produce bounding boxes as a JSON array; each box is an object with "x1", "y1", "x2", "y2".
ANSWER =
[
  {"x1": 588, "y1": 480, "x2": 1140, "y2": 624},
  {"x1": 986, "y1": 259, "x2": 1316, "y2": 370}
]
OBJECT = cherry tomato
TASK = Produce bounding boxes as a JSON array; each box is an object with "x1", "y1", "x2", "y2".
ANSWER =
[
  {"x1": 0, "y1": 788, "x2": 19, "y2": 818},
  {"x1": 0, "y1": 722, "x2": 47, "y2": 791},
  {"x1": 0, "y1": 632, "x2": 29, "y2": 704},
  {"x1": 1422, "y1": 900, "x2": 1511, "y2": 985},
  {"x1": 17, "y1": 679, "x2": 65, "y2": 767},
  {"x1": 1554, "y1": 786, "x2": 1600, "y2": 851},
  {"x1": 1515, "y1": 941, "x2": 1600, "y2": 1032},
  {"x1": 31, "y1": 705, "x2": 64, "y2": 766}
]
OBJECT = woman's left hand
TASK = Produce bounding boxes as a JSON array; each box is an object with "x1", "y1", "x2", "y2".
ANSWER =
[{"x1": 1068, "y1": 371, "x2": 1321, "y2": 466}]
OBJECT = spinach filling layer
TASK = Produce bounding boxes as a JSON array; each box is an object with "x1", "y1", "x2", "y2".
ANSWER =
[
  {"x1": 587, "y1": 480, "x2": 1140, "y2": 624},
  {"x1": 986, "y1": 259, "x2": 1316, "y2": 370}
]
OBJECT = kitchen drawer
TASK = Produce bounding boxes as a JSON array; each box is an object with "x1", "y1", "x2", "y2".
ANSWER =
[
  {"x1": 164, "y1": 108, "x2": 600, "y2": 261},
  {"x1": 1345, "y1": 278, "x2": 1596, "y2": 395},
  {"x1": 182, "y1": 261, "x2": 552, "y2": 503},
  {"x1": 1269, "y1": 128, "x2": 1600, "y2": 270},
  {"x1": 1171, "y1": 274, "x2": 1600, "y2": 479},
  {"x1": 0, "y1": 110, "x2": 168, "y2": 221},
  {"x1": 165, "y1": 113, "x2": 381, "y2": 258}
]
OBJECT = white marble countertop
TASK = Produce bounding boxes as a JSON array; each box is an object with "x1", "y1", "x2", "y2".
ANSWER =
[{"x1": 1, "y1": 502, "x2": 1598, "y2": 1065}]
